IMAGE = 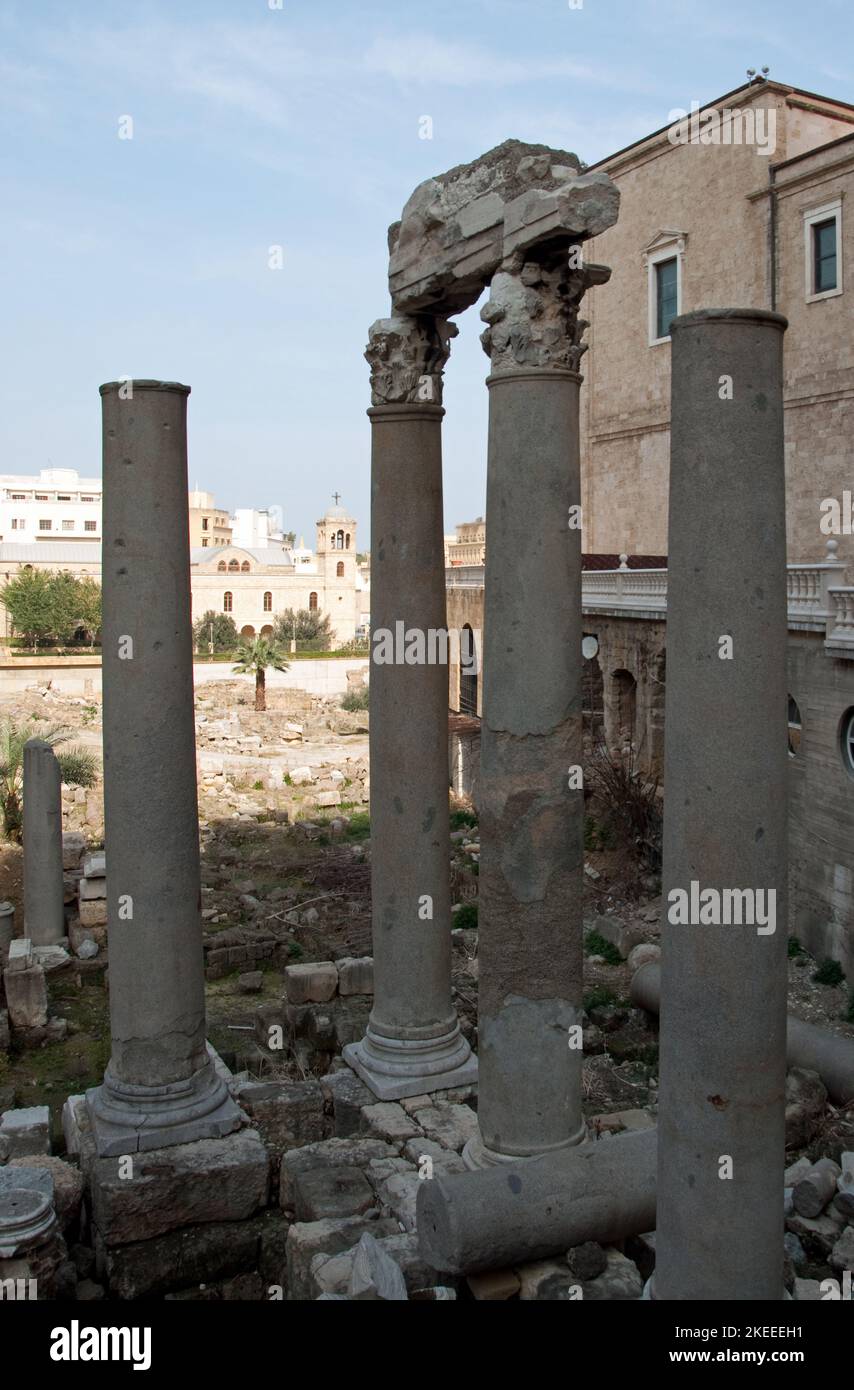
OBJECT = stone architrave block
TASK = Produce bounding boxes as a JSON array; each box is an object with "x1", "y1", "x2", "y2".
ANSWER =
[
  {"x1": 284, "y1": 962, "x2": 338, "y2": 1005},
  {"x1": 337, "y1": 957, "x2": 374, "y2": 996}
]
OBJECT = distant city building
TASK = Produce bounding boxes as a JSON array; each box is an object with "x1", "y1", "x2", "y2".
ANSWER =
[
  {"x1": 445, "y1": 518, "x2": 485, "y2": 566},
  {"x1": 191, "y1": 500, "x2": 359, "y2": 644},
  {"x1": 231, "y1": 507, "x2": 284, "y2": 549},
  {"x1": 188, "y1": 488, "x2": 232, "y2": 549},
  {"x1": 0, "y1": 469, "x2": 102, "y2": 544}
]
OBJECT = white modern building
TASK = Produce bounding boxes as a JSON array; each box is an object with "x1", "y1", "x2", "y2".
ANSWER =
[
  {"x1": 0, "y1": 469, "x2": 102, "y2": 544},
  {"x1": 231, "y1": 507, "x2": 285, "y2": 549}
]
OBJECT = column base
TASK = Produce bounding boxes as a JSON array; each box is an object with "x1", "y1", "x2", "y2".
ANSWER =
[
  {"x1": 85, "y1": 1054, "x2": 244, "y2": 1157},
  {"x1": 344, "y1": 1022, "x2": 478, "y2": 1101},
  {"x1": 462, "y1": 1117, "x2": 587, "y2": 1170}
]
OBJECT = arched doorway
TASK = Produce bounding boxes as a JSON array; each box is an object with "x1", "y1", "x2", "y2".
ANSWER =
[
  {"x1": 459, "y1": 625, "x2": 478, "y2": 716},
  {"x1": 611, "y1": 668, "x2": 637, "y2": 748},
  {"x1": 240, "y1": 625, "x2": 256, "y2": 639}
]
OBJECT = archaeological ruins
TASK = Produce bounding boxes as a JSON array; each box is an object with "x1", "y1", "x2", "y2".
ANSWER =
[{"x1": 1, "y1": 132, "x2": 853, "y2": 1317}]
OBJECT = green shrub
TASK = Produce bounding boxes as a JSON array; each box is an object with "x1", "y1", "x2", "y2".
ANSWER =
[
  {"x1": 812, "y1": 958, "x2": 845, "y2": 987},
  {"x1": 453, "y1": 901, "x2": 478, "y2": 931},
  {"x1": 341, "y1": 687, "x2": 369, "y2": 711},
  {"x1": 584, "y1": 929, "x2": 622, "y2": 966},
  {"x1": 584, "y1": 985, "x2": 617, "y2": 1012},
  {"x1": 450, "y1": 808, "x2": 478, "y2": 830},
  {"x1": 787, "y1": 936, "x2": 805, "y2": 959}
]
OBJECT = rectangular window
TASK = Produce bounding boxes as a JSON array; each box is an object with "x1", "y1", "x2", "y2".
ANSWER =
[
  {"x1": 39, "y1": 519, "x2": 52, "y2": 530},
  {"x1": 57, "y1": 494, "x2": 72, "y2": 501},
  {"x1": 35, "y1": 494, "x2": 48, "y2": 501},
  {"x1": 202, "y1": 538, "x2": 208, "y2": 547},
  {"x1": 804, "y1": 200, "x2": 843, "y2": 302},
  {"x1": 202, "y1": 517, "x2": 209, "y2": 531},
  {"x1": 62, "y1": 520, "x2": 74, "y2": 531},
  {"x1": 84, "y1": 520, "x2": 97, "y2": 532},
  {"x1": 656, "y1": 258, "x2": 678, "y2": 340},
  {"x1": 814, "y1": 218, "x2": 837, "y2": 294},
  {"x1": 80, "y1": 495, "x2": 95, "y2": 502},
  {"x1": 10, "y1": 493, "x2": 26, "y2": 500}
]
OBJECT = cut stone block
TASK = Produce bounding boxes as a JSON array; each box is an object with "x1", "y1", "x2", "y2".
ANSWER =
[
  {"x1": 467, "y1": 1268, "x2": 521, "y2": 1300},
  {"x1": 62, "y1": 832, "x2": 87, "y2": 870},
  {"x1": 793, "y1": 1158, "x2": 841, "y2": 1218},
  {"x1": 0, "y1": 1106, "x2": 51, "y2": 1158},
  {"x1": 349, "y1": 1231, "x2": 408, "y2": 1301},
  {"x1": 411, "y1": 1101, "x2": 479, "y2": 1152},
  {"x1": 81, "y1": 852, "x2": 106, "y2": 879},
  {"x1": 362, "y1": 1102, "x2": 421, "y2": 1143},
  {"x1": 830, "y1": 1225, "x2": 854, "y2": 1272},
  {"x1": 78, "y1": 899, "x2": 108, "y2": 928},
  {"x1": 6, "y1": 938, "x2": 33, "y2": 973},
  {"x1": 337, "y1": 957, "x2": 374, "y2": 997},
  {"x1": 286, "y1": 1215, "x2": 398, "y2": 1302},
  {"x1": 293, "y1": 1165, "x2": 376, "y2": 1223},
  {"x1": 98, "y1": 1217, "x2": 262, "y2": 1300},
  {"x1": 79, "y1": 877, "x2": 107, "y2": 901},
  {"x1": 402, "y1": 1138, "x2": 467, "y2": 1177},
  {"x1": 88, "y1": 1128, "x2": 269, "y2": 1246},
  {"x1": 280, "y1": 1137, "x2": 398, "y2": 1211},
  {"x1": 376, "y1": 1173, "x2": 420, "y2": 1232},
  {"x1": 310, "y1": 1230, "x2": 441, "y2": 1299},
  {"x1": 3, "y1": 965, "x2": 48, "y2": 1029},
  {"x1": 285, "y1": 962, "x2": 338, "y2": 1004},
  {"x1": 235, "y1": 1080, "x2": 327, "y2": 1173},
  {"x1": 836, "y1": 1151, "x2": 854, "y2": 1217},
  {"x1": 320, "y1": 1070, "x2": 375, "y2": 1138}
]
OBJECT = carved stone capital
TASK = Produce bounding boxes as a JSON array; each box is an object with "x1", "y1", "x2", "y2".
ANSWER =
[
  {"x1": 365, "y1": 313, "x2": 457, "y2": 406},
  {"x1": 480, "y1": 259, "x2": 604, "y2": 374}
]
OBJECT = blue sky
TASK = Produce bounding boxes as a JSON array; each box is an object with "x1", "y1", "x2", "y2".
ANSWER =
[{"x1": 1, "y1": 0, "x2": 851, "y2": 544}]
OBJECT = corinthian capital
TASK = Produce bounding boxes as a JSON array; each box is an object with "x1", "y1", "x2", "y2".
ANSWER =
[
  {"x1": 480, "y1": 259, "x2": 606, "y2": 374},
  {"x1": 365, "y1": 313, "x2": 457, "y2": 406}
]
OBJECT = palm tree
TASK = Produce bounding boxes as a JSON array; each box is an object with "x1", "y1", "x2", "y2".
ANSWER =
[
  {"x1": 232, "y1": 636, "x2": 289, "y2": 712},
  {"x1": 0, "y1": 718, "x2": 100, "y2": 841}
]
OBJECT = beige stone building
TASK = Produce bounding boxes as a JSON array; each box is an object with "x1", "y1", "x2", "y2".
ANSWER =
[
  {"x1": 188, "y1": 488, "x2": 232, "y2": 550},
  {"x1": 190, "y1": 502, "x2": 360, "y2": 645},
  {"x1": 446, "y1": 79, "x2": 854, "y2": 976},
  {"x1": 445, "y1": 518, "x2": 486, "y2": 566}
]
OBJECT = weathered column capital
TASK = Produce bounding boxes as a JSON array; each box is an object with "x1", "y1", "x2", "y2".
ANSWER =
[
  {"x1": 479, "y1": 259, "x2": 606, "y2": 375},
  {"x1": 365, "y1": 313, "x2": 457, "y2": 406}
]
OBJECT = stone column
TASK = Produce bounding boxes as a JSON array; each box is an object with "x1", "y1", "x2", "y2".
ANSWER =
[
  {"x1": 654, "y1": 309, "x2": 789, "y2": 1300},
  {"x1": 86, "y1": 380, "x2": 242, "y2": 1155},
  {"x1": 344, "y1": 316, "x2": 477, "y2": 1100},
  {"x1": 464, "y1": 259, "x2": 593, "y2": 1167},
  {"x1": 23, "y1": 739, "x2": 64, "y2": 947}
]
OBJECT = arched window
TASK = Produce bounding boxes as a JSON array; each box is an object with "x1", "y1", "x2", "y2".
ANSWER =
[
  {"x1": 263, "y1": 591, "x2": 272, "y2": 612},
  {"x1": 241, "y1": 561, "x2": 250, "y2": 572},
  {"x1": 336, "y1": 529, "x2": 344, "y2": 549},
  {"x1": 223, "y1": 592, "x2": 233, "y2": 612},
  {"x1": 228, "y1": 559, "x2": 239, "y2": 572},
  {"x1": 459, "y1": 625, "x2": 479, "y2": 716},
  {"x1": 217, "y1": 561, "x2": 227, "y2": 572},
  {"x1": 336, "y1": 561, "x2": 344, "y2": 577},
  {"x1": 309, "y1": 592, "x2": 318, "y2": 612},
  {"x1": 345, "y1": 533, "x2": 351, "y2": 549}
]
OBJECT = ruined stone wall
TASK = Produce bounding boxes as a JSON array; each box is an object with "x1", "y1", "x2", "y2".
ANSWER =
[
  {"x1": 583, "y1": 616, "x2": 666, "y2": 774},
  {"x1": 787, "y1": 630, "x2": 854, "y2": 978},
  {"x1": 446, "y1": 586, "x2": 484, "y2": 717}
]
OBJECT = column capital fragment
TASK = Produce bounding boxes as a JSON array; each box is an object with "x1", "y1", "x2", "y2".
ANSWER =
[
  {"x1": 480, "y1": 260, "x2": 609, "y2": 374},
  {"x1": 365, "y1": 313, "x2": 457, "y2": 407}
]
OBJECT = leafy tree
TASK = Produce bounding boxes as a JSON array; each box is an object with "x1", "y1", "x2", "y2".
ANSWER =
[
  {"x1": 272, "y1": 607, "x2": 334, "y2": 649},
  {"x1": 76, "y1": 577, "x2": 102, "y2": 648},
  {"x1": 232, "y1": 636, "x2": 289, "y2": 711},
  {"x1": 0, "y1": 718, "x2": 99, "y2": 841},
  {"x1": 2, "y1": 570, "x2": 56, "y2": 650},
  {"x1": 49, "y1": 571, "x2": 84, "y2": 645},
  {"x1": 193, "y1": 610, "x2": 238, "y2": 654},
  {"x1": 283, "y1": 531, "x2": 296, "y2": 547}
]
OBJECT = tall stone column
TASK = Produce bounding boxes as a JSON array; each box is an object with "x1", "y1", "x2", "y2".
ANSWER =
[
  {"x1": 23, "y1": 739, "x2": 64, "y2": 946},
  {"x1": 344, "y1": 316, "x2": 477, "y2": 1100},
  {"x1": 86, "y1": 380, "x2": 242, "y2": 1155},
  {"x1": 653, "y1": 309, "x2": 789, "y2": 1300},
  {"x1": 464, "y1": 258, "x2": 593, "y2": 1167}
]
